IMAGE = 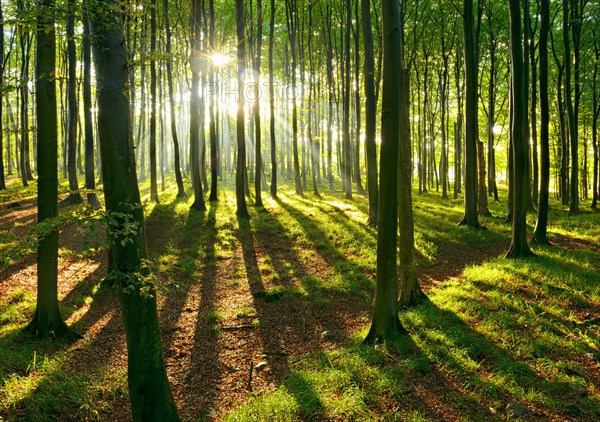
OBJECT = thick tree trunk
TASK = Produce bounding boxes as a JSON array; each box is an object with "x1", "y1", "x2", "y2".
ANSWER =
[
  {"x1": 365, "y1": 0, "x2": 407, "y2": 344},
  {"x1": 89, "y1": 2, "x2": 180, "y2": 418}
]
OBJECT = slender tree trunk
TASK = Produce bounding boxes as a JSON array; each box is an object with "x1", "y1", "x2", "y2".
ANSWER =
[
  {"x1": 189, "y1": 0, "x2": 206, "y2": 212},
  {"x1": 398, "y1": 68, "x2": 425, "y2": 308},
  {"x1": 459, "y1": 0, "x2": 481, "y2": 228},
  {"x1": 592, "y1": 32, "x2": 599, "y2": 210},
  {"x1": 506, "y1": 0, "x2": 534, "y2": 258},
  {"x1": 253, "y1": 0, "x2": 264, "y2": 207},
  {"x1": 285, "y1": 0, "x2": 303, "y2": 196},
  {"x1": 0, "y1": 2, "x2": 6, "y2": 190},
  {"x1": 269, "y1": 0, "x2": 277, "y2": 197},
  {"x1": 353, "y1": 0, "x2": 365, "y2": 195},
  {"x1": 209, "y1": 0, "x2": 219, "y2": 202},
  {"x1": 24, "y1": 0, "x2": 77, "y2": 339},
  {"x1": 361, "y1": 0, "x2": 378, "y2": 226},
  {"x1": 343, "y1": 0, "x2": 353, "y2": 199},
  {"x1": 365, "y1": 0, "x2": 407, "y2": 344},
  {"x1": 82, "y1": 10, "x2": 100, "y2": 208},
  {"x1": 477, "y1": 139, "x2": 491, "y2": 216},
  {"x1": 236, "y1": 0, "x2": 251, "y2": 217},
  {"x1": 62, "y1": 0, "x2": 83, "y2": 205},
  {"x1": 563, "y1": 0, "x2": 577, "y2": 214},
  {"x1": 163, "y1": 0, "x2": 186, "y2": 198},
  {"x1": 149, "y1": 0, "x2": 159, "y2": 202}
]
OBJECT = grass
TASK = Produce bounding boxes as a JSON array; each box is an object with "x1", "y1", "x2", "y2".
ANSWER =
[{"x1": 1, "y1": 173, "x2": 599, "y2": 420}]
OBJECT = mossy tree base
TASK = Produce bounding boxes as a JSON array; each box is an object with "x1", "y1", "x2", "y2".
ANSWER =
[
  {"x1": 60, "y1": 192, "x2": 84, "y2": 207},
  {"x1": 363, "y1": 315, "x2": 407, "y2": 345}
]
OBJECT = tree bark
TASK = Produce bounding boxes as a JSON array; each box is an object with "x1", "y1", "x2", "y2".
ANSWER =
[
  {"x1": 459, "y1": 0, "x2": 481, "y2": 228},
  {"x1": 398, "y1": 68, "x2": 425, "y2": 308},
  {"x1": 82, "y1": 10, "x2": 100, "y2": 208},
  {"x1": 236, "y1": 0, "x2": 251, "y2": 217},
  {"x1": 163, "y1": 0, "x2": 186, "y2": 198},
  {"x1": 506, "y1": 0, "x2": 534, "y2": 258},
  {"x1": 361, "y1": 0, "x2": 378, "y2": 226},
  {"x1": 190, "y1": 0, "x2": 206, "y2": 212},
  {"x1": 269, "y1": 0, "x2": 277, "y2": 197},
  {"x1": 24, "y1": 0, "x2": 77, "y2": 340},
  {"x1": 364, "y1": 0, "x2": 407, "y2": 344},
  {"x1": 532, "y1": 0, "x2": 550, "y2": 244},
  {"x1": 89, "y1": 1, "x2": 180, "y2": 418}
]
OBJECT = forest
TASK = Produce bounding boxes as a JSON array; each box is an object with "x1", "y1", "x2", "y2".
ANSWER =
[{"x1": 0, "y1": 0, "x2": 599, "y2": 420}]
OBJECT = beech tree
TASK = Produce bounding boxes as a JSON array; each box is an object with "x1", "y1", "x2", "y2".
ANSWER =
[
  {"x1": 531, "y1": 0, "x2": 550, "y2": 245},
  {"x1": 506, "y1": 0, "x2": 534, "y2": 258},
  {"x1": 236, "y1": 0, "x2": 250, "y2": 218},
  {"x1": 24, "y1": 0, "x2": 76, "y2": 340},
  {"x1": 364, "y1": 0, "x2": 407, "y2": 344},
  {"x1": 459, "y1": 0, "x2": 481, "y2": 229},
  {"x1": 88, "y1": 0, "x2": 180, "y2": 418}
]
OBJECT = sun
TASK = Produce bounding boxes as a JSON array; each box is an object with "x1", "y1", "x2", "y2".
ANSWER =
[{"x1": 211, "y1": 53, "x2": 230, "y2": 67}]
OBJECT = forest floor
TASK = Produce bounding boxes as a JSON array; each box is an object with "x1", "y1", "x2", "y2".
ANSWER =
[{"x1": 1, "y1": 175, "x2": 600, "y2": 421}]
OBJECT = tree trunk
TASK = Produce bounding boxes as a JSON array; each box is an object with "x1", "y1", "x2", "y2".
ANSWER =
[
  {"x1": 208, "y1": 0, "x2": 219, "y2": 202},
  {"x1": 0, "y1": 2, "x2": 5, "y2": 190},
  {"x1": 563, "y1": 0, "x2": 578, "y2": 214},
  {"x1": 364, "y1": 0, "x2": 407, "y2": 344},
  {"x1": 361, "y1": 0, "x2": 378, "y2": 226},
  {"x1": 149, "y1": 0, "x2": 159, "y2": 203},
  {"x1": 62, "y1": 0, "x2": 83, "y2": 205},
  {"x1": 189, "y1": 0, "x2": 206, "y2": 212},
  {"x1": 285, "y1": 0, "x2": 303, "y2": 196},
  {"x1": 592, "y1": 33, "x2": 599, "y2": 210},
  {"x1": 459, "y1": 0, "x2": 481, "y2": 228},
  {"x1": 477, "y1": 140, "x2": 491, "y2": 216},
  {"x1": 343, "y1": 0, "x2": 353, "y2": 199},
  {"x1": 253, "y1": 0, "x2": 264, "y2": 207},
  {"x1": 506, "y1": 0, "x2": 534, "y2": 258},
  {"x1": 398, "y1": 68, "x2": 425, "y2": 308},
  {"x1": 24, "y1": 0, "x2": 77, "y2": 340},
  {"x1": 163, "y1": 0, "x2": 186, "y2": 198},
  {"x1": 89, "y1": 1, "x2": 181, "y2": 418},
  {"x1": 353, "y1": 0, "x2": 365, "y2": 195},
  {"x1": 236, "y1": 0, "x2": 251, "y2": 218},
  {"x1": 82, "y1": 10, "x2": 100, "y2": 208},
  {"x1": 269, "y1": 0, "x2": 277, "y2": 198}
]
